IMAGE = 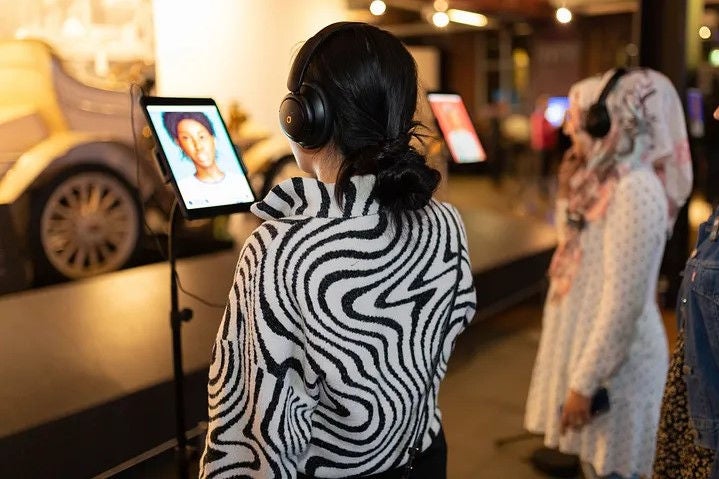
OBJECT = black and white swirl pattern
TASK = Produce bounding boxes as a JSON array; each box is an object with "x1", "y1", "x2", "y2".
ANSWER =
[{"x1": 201, "y1": 175, "x2": 476, "y2": 478}]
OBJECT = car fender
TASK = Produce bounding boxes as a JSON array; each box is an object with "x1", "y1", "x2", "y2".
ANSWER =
[{"x1": 0, "y1": 131, "x2": 157, "y2": 205}]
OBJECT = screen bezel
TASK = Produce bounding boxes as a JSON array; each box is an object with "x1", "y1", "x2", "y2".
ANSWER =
[
  {"x1": 140, "y1": 96, "x2": 257, "y2": 220},
  {"x1": 426, "y1": 91, "x2": 486, "y2": 164}
]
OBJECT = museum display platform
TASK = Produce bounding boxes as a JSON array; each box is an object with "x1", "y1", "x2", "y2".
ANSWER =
[{"x1": 0, "y1": 206, "x2": 556, "y2": 478}]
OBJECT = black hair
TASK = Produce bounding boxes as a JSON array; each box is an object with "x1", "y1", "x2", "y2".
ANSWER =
[
  {"x1": 162, "y1": 111, "x2": 215, "y2": 140},
  {"x1": 297, "y1": 23, "x2": 440, "y2": 215}
]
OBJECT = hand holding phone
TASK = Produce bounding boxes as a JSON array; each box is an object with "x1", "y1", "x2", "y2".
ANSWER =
[{"x1": 560, "y1": 387, "x2": 610, "y2": 434}]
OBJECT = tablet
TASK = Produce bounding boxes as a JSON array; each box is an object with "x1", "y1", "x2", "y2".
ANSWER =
[
  {"x1": 140, "y1": 96, "x2": 257, "y2": 220},
  {"x1": 427, "y1": 92, "x2": 486, "y2": 163}
]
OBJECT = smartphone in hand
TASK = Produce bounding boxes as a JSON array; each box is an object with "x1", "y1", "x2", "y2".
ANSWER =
[
  {"x1": 559, "y1": 387, "x2": 610, "y2": 417},
  {"x1": 589, "y1": 387, "x2": 610, "y2": 417}
]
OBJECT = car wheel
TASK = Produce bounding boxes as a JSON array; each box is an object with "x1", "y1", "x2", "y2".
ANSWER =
[
  {"x1": 260, "y1": 154, "x2": 309, "y2": 197},
  {"x1": 30, "y1": 169, "x2": 142, "y2": 282}
]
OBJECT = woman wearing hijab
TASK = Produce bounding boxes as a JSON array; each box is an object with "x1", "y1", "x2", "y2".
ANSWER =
[{"x1": 524, "y1": 68, "x2": 693, "y2": 479}]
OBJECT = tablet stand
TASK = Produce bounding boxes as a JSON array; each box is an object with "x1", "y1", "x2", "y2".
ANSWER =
[{"x1": 168, "y1": 200, "x2": 195, "y2": 479}]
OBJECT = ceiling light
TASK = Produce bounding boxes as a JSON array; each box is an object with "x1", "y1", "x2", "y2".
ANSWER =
[
  {"x1": 434, "y1": 0, "x2": 449, "y2": 12},
  {"x1": 710, "y1": 48, "x2": 719, "y2": 67},
  {"x1": 556, "y1": 7, "x2": 573, "y2": 24},
  {"x1": 369, "y1": 0, "x2": 386, "y2": 16},
  {"x1": 432, "y1": 11, "x2": 450, "y2": 28},
  {"x1": 699, "y1": 25, "x2": 712, "y2": 40},
  {"x1": 447, "y1": 9, "x2": 488, "y2": 27}
]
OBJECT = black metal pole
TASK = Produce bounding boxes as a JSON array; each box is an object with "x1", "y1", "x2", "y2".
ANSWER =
[
  {"x1": 639, "y1": 0, "x2": 691, "y2": 309},
  {"x1": 169, "y1": 200, "x2": 193, "y2": 479}
]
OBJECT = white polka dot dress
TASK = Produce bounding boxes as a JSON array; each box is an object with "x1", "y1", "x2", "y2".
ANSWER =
[{"x1": 524, "y1": 168, "x2": 670, "y2": 478}]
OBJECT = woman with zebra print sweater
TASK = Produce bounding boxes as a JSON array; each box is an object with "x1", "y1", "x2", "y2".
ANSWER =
[{"x1": 200, "y1": 22, "x2": 477, "y2": 479}]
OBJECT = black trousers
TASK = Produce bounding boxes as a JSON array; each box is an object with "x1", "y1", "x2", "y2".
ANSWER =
[{"x1": 298, "y1": 426, "x2": 447, "y2": 479}]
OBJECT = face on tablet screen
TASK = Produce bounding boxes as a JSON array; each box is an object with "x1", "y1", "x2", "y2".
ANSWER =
[{"x1": 143, "y1": 100, "x2": 256, "y2": 218}]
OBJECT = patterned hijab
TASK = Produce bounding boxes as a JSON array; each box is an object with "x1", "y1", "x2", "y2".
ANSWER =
[{"x1": 548, "y1": 68, "x2": 693, "y2": 301}]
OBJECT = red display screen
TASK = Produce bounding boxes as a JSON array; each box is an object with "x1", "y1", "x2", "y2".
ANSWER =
[{"x1": 427, "y1": 93, "x2": 486, "y2": 163}]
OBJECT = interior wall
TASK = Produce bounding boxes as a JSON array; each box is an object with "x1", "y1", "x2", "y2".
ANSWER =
[
  {"x1": 580, "y1": 13, "x2": 633, "y2": 77},
  {"x1": 152, "y1": 0, "x2": 348, "y2": 134},
  {"x1": 408, "y1": 45, "x2": 441, "y2": 92}
]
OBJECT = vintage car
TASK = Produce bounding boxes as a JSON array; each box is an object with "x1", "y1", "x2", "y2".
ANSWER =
[{"x1": 0, "y1": 39, "x2": 299, "y2": 293}]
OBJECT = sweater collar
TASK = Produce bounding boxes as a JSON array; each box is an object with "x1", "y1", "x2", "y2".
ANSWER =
[{"x1": 251, "y1": 175, "x2": 381, "y2": 220}]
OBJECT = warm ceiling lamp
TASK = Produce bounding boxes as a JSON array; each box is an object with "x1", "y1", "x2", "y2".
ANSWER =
[
  {"x1": 699, "y1": 25, "x2": 712, "y2": 40},
  {"x1": 556, "y1": 6, "x2": 573, "y2": 24},
  {"x1": 447, "y1": 9, "x2": 488, "y2": 27},
  {"x1": 434, "y1": 0, "x2": 449, "y2": 12},
  {"x1": 432, "y1": 11, "x2": 450, "y2": 28},
  {"x1": 369, "y1": 0, "x2": 386, "y2": 16}
]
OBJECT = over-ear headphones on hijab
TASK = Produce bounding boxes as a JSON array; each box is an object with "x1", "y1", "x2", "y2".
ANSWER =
[
  {"x1": 278, "y1": 22, "x2": 362, "y2": 149},
  {"x1": 584, "y1": 68, "x2": 627, "y2": 139}
]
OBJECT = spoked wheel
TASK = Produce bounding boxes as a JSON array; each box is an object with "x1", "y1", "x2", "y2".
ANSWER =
[{"x1": 31, "y1": 169, "x2": 142, "y2": 281}]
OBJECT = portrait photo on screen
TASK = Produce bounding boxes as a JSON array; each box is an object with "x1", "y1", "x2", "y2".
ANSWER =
[
  {"x1": 141, "y1": 98, "x2": 256, "y2": 219},
  {"x1": 427, "y1": 93, "x2": 486, "y2": 163}
]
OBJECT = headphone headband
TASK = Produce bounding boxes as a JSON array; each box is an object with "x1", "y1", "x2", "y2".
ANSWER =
[
  {"x1": 596, "y1": 68, "x2": 627, "y2": 106},
  {"x1": 280, "y1": 22, "x2": 367, "y2": 148},
  {"x1": 287, "y1": 21, "x2": 364, "y2": 92},
  {"x1": 583, "y1": 68, "x2": 628, "y2": 139}
]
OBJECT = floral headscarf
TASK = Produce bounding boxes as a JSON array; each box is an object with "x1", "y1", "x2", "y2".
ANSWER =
[{"x1": 549, "y1": 68, "x2": 693, "y2": 301}]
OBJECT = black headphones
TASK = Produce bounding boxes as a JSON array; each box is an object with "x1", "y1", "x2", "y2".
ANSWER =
[
  {"x1": 278, "y1": 22, "x2": 363, "y2": 149},
  {"x1": 584, "y1": 68, "x2": 627, "y2": 139}
]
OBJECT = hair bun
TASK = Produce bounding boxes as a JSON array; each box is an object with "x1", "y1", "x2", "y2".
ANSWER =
[
  {"x1": 375, "y1": 148, "x2": 441, "y2": 212},
  {"x1": 376, "y1": 133, "x2": 412, "y2": 166}
]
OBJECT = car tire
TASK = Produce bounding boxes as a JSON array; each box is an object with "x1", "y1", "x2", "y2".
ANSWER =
[{"x1": 30, "y1": 167, "x2": 142, "y2": 283}]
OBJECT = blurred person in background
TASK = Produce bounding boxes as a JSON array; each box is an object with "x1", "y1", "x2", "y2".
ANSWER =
[
  {"x1": 652, "y1": 107, "x2": 719, "y2": 479},
  {"x1": 524, "y1": 68, "x2": 692, "y2": 479}
]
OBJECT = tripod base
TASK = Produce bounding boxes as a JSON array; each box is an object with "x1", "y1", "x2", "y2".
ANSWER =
[{"x1": 174, "y1": 443, "x2": 200, "y2": 478}]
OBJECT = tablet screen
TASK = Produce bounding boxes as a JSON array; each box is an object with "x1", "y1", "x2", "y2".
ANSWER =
[
  {"x1": 427, "y1": 93, "x2": 486, "y2": 163},
  {"x1": 545, "y1": 96, "x2": 569, "y2": 128},
  {"x1": 141, "y1": 97, "x2": 256, "y2": 219}
]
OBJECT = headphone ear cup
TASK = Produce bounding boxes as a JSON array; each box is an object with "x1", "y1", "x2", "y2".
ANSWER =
[
  {"x1": 299, "y1": 82, "x2": 332, "y2": 149},
  {"x1": 584, "y1": 103, "x2": 612, "y2": 139},
  {"x1": 279, "y1": 93, "x2": 308, "y2": 144},
  {"x1": 278, "y1": 83, "x2": 332, "y2": 149}
]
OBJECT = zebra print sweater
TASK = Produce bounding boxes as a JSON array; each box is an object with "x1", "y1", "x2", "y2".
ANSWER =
[{"x1": 200, "y1": 175, "x2": 476, "y2": 478}]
